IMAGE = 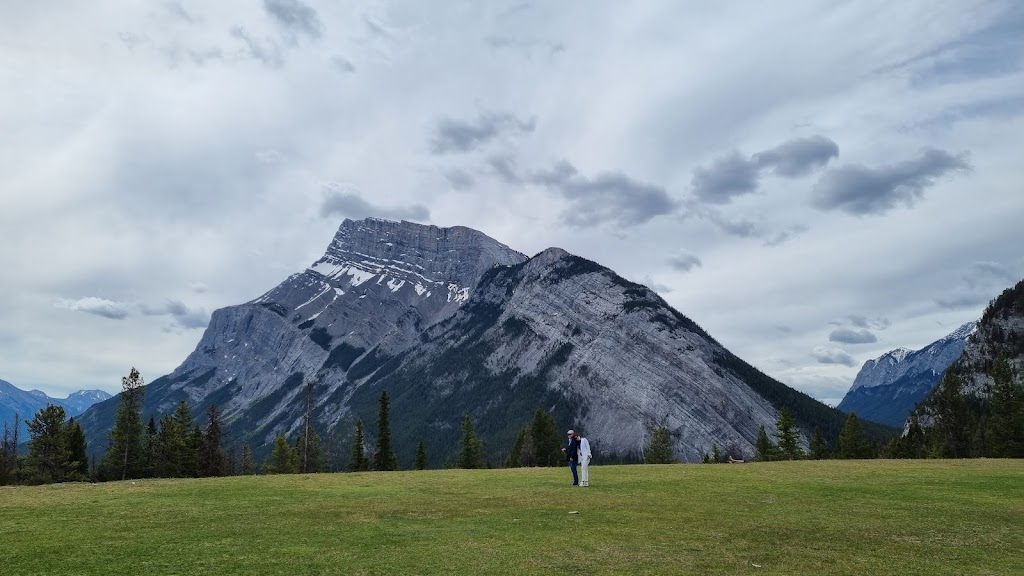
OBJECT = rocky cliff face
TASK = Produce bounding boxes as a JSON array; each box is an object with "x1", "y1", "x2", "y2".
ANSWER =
[
  {"x1": 837, "y1": 322, "x2": 974, "y2": 426},
  {"x1": 79, "y1": 218, "x2": 863, "y2": 465},
  {"x1": 942, "y1": 282, "x2": 1024, "y2": 397}
]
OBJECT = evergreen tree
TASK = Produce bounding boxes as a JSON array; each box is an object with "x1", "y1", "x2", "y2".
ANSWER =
[
  {"x1": 101, "y1": 367, "x2": 145, "y2": 480},
  {"x1": 903, "y1": 414, "x2": 927, "y2": 459},
  {"x1": 293, "y1": 428, "x2": 323, "y2": 473},
  {"x1": 930, "y1": 371, "x2": 973, "y2": 458},
  {"x1": 755, "y1": 424, "x2": 778, "y2": 461},
  {"x1": 67, "y1": 417, "x2": 89, "y2": 478},
  {"x1": 1, "y1": 415, "x2": 20, "y2": 485},
  {"x1": 773, "y1": 407, "x2": 803, "y2": 460},
  {"x1": 267, "y1": 433, "x2": 297, "y2": 474},
  {"x1": 200, "y1": 404, "x2": 225, "y2": 477},
  {"x1": 529, "y1": 409, "x2": 562, "y2": 467},
  {"x1": 809, "y1": 426, "x2": 829, "y2": 460},
  {"x1": 415, "y1": 439, "x2": 427, "y2": 470},
  {"x1": 185, "y1": 426, "x2": 203, "y2": 477},
  {"x1": 458, "y1": 412, "x2": 483, "y2": 469},
  {"x1": 710, "y1": 442, "x2": 721, "y2": 463},
  {"x1": 987, "y1": 354, "x2": 1024, "y2": 457},
  {"x1": 836, "y1": 412, "x2": 873, "y2": 459},
  {"x1": 241, "y1": 443, "x2": 254, "y2": 474},
  {"x1": 25, "y1": 404, "x2": 78, "y2": 484},
  {"x1": 348, "y1": 419, "x2": 369, "y2": 472},
  {"x1": 645, "y1": 425, "x2": 674, "y2": 464},
  {"x1": 141, "y1": 416, "x2": 158, "y2": 478},
  {"x1": 374, "y1": 391, "x2": 398, "y2": 471}
]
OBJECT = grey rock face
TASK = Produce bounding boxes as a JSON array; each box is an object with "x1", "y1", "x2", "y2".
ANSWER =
[{"x1": 80, "y1": 218, "x2": 850, "y2": 464}]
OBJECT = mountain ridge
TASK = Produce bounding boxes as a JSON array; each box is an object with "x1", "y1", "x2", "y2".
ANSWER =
[{"x1": 77, "y1": 218, "x2": 893, "y2": 465}]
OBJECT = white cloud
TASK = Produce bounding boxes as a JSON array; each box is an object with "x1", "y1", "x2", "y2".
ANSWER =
[{"x1": 1, "y1": 0, "x2": 1022, "y2": 400}]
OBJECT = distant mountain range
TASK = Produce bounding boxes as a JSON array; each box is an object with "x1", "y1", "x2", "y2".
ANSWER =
[
  {"x1": 78, "y1": 218, "x2": 892, "y2": 466},
  {"x1": 0, "y1": 379, "x2": 111, "y2": 439},
  {"x1": 837, "y1": 322, "x2": 975, "y2": 427}
]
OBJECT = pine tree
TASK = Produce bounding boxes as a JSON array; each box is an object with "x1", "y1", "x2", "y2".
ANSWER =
[
  {"x1": 24, "y1": 404, "x2": 77, "y2": 484},
  {"x1": 374, "y1": 391, "x2": 398, "y2": 471},
  {"x1": 773, "y1": 407, "x2": 803, "y2": 460},
  {"x1": 710, "y1": 442, "x2": 721, "y2": 463},
  {"x1": 141, "y1": 416, "x2": 158, "y2": 477},
  {"x1": 186, "y1": 426, "x2": 203, "y2": 477},
  {"x1": 348, "y1": 419, "x2": 369, "y2": 472},
  {"x1": 903, "y1": 414, "x2": 927, "y2": 459},
  {"x1": 293, "y1": 429, "x2": 323, "y2": 473},
  {"x1": 645, "y1": 426, "x2": 674, "y2": 464},
  {"x1": 987, "y1": 354, "x2": 1024, "y2": 457},
  {"x1": 458, "y1": 412, "x2": 483, "y2": 469},
  {"x1": 241, "y1": 443, "x2": 254, "y2": 474},
  {"x1": 415, "y1": 439, "x2": 427, "y2": 470},
  {"x1": 836, "y1": 412, "x2": 873, "y2": 459},
  {"x1": 200, "y1": 404, "x2": 225, "y2": 477},
  {"x1": 931, "y1": 371, "x2": 973, "y2": 458},
  {"x1": 101, "y1": 367, "x2": 146, "y2": 480},
  {"x1": 267, "y1": 433, "x2": 296, "y2": 474},
  {"x1": 755, "y1": 424, "x2": 778, "y2": 461},
  {"x1": 67, "y1": 418, "x2": 89, "y2": 478},
  {"x1": 530, "y1": 409, "x2": 562, "y2": 467},
  {"x1": 809, "y1": 426, "x2": 829, "y2": 460},
  {"x1": 1, "y1": 414, "x2": 20, "y2": 485}
]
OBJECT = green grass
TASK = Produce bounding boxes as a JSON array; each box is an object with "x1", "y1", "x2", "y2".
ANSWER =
[{"x1": 1, "y1": 460, "x2": 1022, "y2": 575}]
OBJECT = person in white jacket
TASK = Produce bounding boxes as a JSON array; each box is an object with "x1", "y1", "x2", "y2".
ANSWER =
[{"x1": 575, "y1": 432, "x2": 592, "y2": 487}]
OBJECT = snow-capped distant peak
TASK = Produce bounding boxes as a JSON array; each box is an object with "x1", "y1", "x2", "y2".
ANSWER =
[{"x1": 885, "y1": 348, "x2": 913, "y2": 363}]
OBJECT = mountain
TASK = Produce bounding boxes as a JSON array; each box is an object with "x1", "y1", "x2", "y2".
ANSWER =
[
  {"x1": 837, "y1": 322, "x2": 975, "y2": 426},
  {"x1": 78, "y1": 218, "x2": 892, "y2": 465},
  {"x1": 942, "y1": 281, "x2": 1024, "y2": 397},
  {"x1": 1, "y1": 379, "x2": 112, "y2": 439},
  {"x1": 903, "y1": 279, "x2": 1024, "y2": 457}
]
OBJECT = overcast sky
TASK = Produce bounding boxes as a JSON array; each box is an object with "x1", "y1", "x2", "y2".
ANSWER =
[{"x1": 2, "y1": 1, "x2": 1022, "y2": 406}]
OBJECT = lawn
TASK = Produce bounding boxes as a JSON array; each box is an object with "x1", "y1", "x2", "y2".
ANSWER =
[{"x1": 1, "y1": 460, "x2": 1021, "y2": 575}]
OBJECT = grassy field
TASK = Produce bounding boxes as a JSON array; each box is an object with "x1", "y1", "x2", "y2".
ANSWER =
[{"x1": 1, "y1": 460, "x2": 1021, "y2": 575}]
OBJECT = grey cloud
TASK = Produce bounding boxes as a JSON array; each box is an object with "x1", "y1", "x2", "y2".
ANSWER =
[
  {"x1": 331, "y1": 55, "x2": 355, "y2": 74},
  {"x1": 691, "y1": 152, "x2": 760, "y2": 204},
  {"x1": 641, "y1": 276, "x2": 674, "y2": 294},
  {"x1": 142, "y1": 300, "x2": 209, "y2": 329},
  {"x1": 166, "y1": 1, "x2": 199, "y2": 24},
  {"x1": 811, "y1": 148, "x2": 971, "y2": 216},
  {"x1": 848, "y1": 315, "x2": 890, "y2": 330},
  {"x1": 430, "y1": 112, "x2": 536, "y2": 154},
  {"x1": 668, "y1": 251, "x2": 702, "y2": 272},
  {"x1": 692, "y1": 136, "x2": 838, "y2": 204},
  {"x1": 263, "y1": 0, "x2": 322, "y2": 40},
  {"x1": 364, "y1": 16, "x2": 391, "y2": 39},
  {"x1": 936, "y1": 261, "x2": 1020, "y2": 309},
  {"x1": 968, "y1": 261, "x2": 1016, "y2": 282},
  {"x1": 763, "y1": 224, "x2": 809, "y2": 247},
  {"x1": 903, "y1": 6, "x2": 1024, "y2": 87},
  {"x1": 484, "y1": 35, "x2": 565, "y2": 59},
  {"x1": 189, "y1": 282, "x2": 209, "y2": 294},
  {"x1": 535, "y1": 162, "x2": 676, "y2": 227},
  {"x1": 829, "y1": 327, "x2": 878, "y2": 344},
  {"x1": 812, "y1": 346, "x2": 858, "y2": 367},
  {"x1": 487, "y1": 155, "x2": 523, "y2": 185},
  {"x1": 230, "y1": 27, "x2": 284, "y2": 67},
  {"x1": 935, "y1": 291, "x2": 992, "y2": 310},
  {"x1": 443, "y1": 169, "x2": 475, "y2": 191},
  {"x1": 486, "y1": 156, "x2": 675, "y2": 227},
  {"x1": 753, "y1": 136, "x2": 839, "y2": 177},
  {"x1": 55, "y1": 297, "x2": 130, "y2": 320},
  {"x1": 320, "y1": 185, "x2": 430, "y2": 222}
]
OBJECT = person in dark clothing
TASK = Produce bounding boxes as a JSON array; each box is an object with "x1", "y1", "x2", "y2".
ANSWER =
[{"x1": 561, "y1": 429, "x2": 580, "y2": 485}]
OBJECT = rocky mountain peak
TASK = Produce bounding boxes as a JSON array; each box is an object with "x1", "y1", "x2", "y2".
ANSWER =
[{"x1": 318, "y1": 218, "x2": 527, "y2": 290}]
